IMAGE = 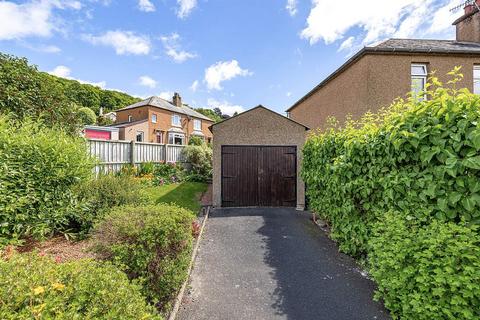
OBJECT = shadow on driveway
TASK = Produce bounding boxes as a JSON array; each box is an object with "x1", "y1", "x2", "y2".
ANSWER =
[{"x1": 177, "y1": 208, "x2": 389, "y2": 320}]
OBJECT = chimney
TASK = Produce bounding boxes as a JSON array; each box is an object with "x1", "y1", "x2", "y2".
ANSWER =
[
  {"x1": 172, "y1": 92, "x2": 182, "y2": 107},
  {"x1": 453, "y1": 0, "x2": 480, "y2": 42}
]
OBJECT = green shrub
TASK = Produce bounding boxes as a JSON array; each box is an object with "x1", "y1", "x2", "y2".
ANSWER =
[
  {"x1": 77, "y1": 106, "x2": 97, "y2": 125},
  {"x1": 182, "y1": 143, "x2": 212, "y2": 182},
  {"x1": 188, "y1": 136, "x2": 204, "y2": 146},
  {"x1": 73, "y1": 175, "x2": 146, "y2": 232},
  {"x1": 0, "y1": 252, "x2": 160, "y2": 319},
  {"x1": 91, "y1": 204, "x2": 194, "y2": 312},
  {"x1": 302, "y1": 70, "x2": 480, "y2": 256},
  {"x1": 0, "y1": 116, "x2": 95, "y2": 241},
  {"x1": 138, "y1": 162, "x2": 155, "y2": 177},
  {"x1": 153, "y1": 163, "x2": 184, "y2": 185},
  {"x1": 369, "y1": 213, "x2": 480, "y2": 320}
]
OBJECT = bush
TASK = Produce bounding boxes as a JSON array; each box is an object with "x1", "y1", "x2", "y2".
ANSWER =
[
  {"x1": 153, "y1": 163, "x2": 183, "y2": 185},
  {"x1": 138, "y1": 162, "x2": 155, "y2": 177},
  {"x1": 182, "y1": 143, "x2": 212, "y2": 182},
  {"x1": 77, "y1": 106, "x2": 96, "y2": 125},
  {"x1": 302, "y1": 70, "x2": 480, "y2": 256},
  {"x1": 369, "y1": 213, "x2": 480, "y2": 320},
  {"x1": 0, "y1": 116, "x2": 95, "y2": 241},
  {"x1": 91, "y1": 204, "x2": 195, "y2": 312},
  {"x1": 73, "y1": 175, "x2": 146, "y2": 233},
  {"x1": 0, "y1": 252, "x2": 160, "y2": 319},
  {"x1": 188, "y1": 136, "x2": 204, "y2": 146}
]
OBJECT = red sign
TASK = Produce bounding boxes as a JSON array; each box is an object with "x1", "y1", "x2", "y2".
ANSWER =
[{"x1": 85, "y1": 129, "x2": 111, "y2": 140}]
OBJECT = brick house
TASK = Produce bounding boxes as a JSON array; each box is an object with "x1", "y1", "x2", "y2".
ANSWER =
[
  {"x1": 110, "y1": 93, "x2": 213, "y2": 144},
  {"x1": 287, "y1": 2, "x2": 480, "y2": 130}
]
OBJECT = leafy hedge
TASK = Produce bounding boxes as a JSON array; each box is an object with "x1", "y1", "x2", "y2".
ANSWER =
[
  {"x1": 91, "y1": 204, "x2": 194, "y2": 312},
  {"x1": 0, "y1": 116, "x2": 95, "y2": 241},
  {"x1": 0, "y1": 252, "x2": 160, "y2": 319},
  {"x1": 302, "y1": 70, "x2": 480, "y2": 319}
]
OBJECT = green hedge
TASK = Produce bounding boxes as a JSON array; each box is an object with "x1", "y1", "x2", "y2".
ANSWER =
[
  {"x1": 0, "y1": 252, "x2": 160, "y2": 319},
  {"x1": 0, "y1": 116, "x2": 95, "y2": 241},
  {"x1": 91, "y1": 204, "x2": 194, "y2": 313},
  {"x1": 302, "y1": 70, "x2": 480, "y2": 319}
]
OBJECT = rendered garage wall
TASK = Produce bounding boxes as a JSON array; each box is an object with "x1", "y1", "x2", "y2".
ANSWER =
[{"x1": 211, "y1": 106, "x2": 308, "y2": 209}]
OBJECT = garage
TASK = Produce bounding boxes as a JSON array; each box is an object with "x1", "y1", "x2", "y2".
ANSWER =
[{"x1": 210, "y1": 105, "x2": 308, "y2": 209}]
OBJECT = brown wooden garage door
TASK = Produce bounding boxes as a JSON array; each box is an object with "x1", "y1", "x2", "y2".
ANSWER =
[{"x1": 221, "y1": 146, "x2": 296, "y2": 207}]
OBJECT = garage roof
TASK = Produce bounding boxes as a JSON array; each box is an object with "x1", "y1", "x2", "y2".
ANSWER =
[{"x1": 209, "y1": 105, "x2": 309, "y2": 132}]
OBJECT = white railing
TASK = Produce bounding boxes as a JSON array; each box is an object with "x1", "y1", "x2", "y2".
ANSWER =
[{"x1": 87, "y1": 139, "x2": 185, "y2": 174}]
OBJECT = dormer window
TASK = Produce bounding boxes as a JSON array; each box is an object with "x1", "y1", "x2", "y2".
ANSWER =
[{"x1": 172, "y1": 114, "x2": 181, "y2": 127}]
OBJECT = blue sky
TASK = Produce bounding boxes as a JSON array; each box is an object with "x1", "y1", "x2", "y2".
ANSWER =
[{"x1": 0, "y1": 0, "x2": 464, "y2": 115}]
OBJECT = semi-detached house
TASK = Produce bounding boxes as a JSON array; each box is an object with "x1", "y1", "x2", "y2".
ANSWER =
[
  {"x1": 110, "y1": 93, "x2": 213, "y2": 144},
  {"x1": 287, "y1": 2, "x2": 480, "y2": 130}
]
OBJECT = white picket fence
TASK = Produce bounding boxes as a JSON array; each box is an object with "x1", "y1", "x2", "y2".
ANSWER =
[{"x1": 87, "y1": 139, "x2": 185, "y2": 174}]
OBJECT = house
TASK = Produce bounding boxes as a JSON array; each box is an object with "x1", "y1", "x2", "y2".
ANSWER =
[
  {"x1": 210, "y1": 105, "x2": 309, "y2": 209},
  {"x1": 109, "y1": 93, "x2": 214, "y2": 144},
  {"x1": 287, "y1": 2, "x2": 480, "y2": 130},
  {"x1": 83, "y1": 125, "x2": 119, "y2": 140}
]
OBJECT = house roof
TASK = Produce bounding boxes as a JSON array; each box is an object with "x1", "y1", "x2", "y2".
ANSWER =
[
  {"x1": 116, "y1": 96, "x2": 213, "y2": 122},
  {"x1": 209, "y1": 105, "x2": 309, "y2": 132},
  {"x1": 286, "y1": 38, "x2": 480, "y2": 112}
]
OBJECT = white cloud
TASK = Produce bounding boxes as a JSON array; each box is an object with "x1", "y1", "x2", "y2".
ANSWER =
[
  {"x1": 138, "y1": 0, "x2": 155, "y2": 12},
  {"x1": 0, "y1": 0, "x2": 81, "y2": 40},
  {"x1": 338, "y1": 36, "x2": 355, "y2": 52},
  {"x1": 177, "y1": 0, "x2": 197, "y2": 19},
  {"x1": 301, "y1": 0, "x2": 461, "y2": 48},
  {"x1": 139, "y1": 75, "x2": 157, "y2": 88},
  {"x1": 207, "y1": 98, "x2": 244, "y2": 116},
  {"x1": 83, "y1": 30, "x2": 151, "y2": 55},
  {"x1": 286, "y1": 0, "x2": 298, "y2": 16},
  {"x1": 204, "y1": 60, "x2": 252, "y2": 91},
  {"x1": 160, "y1": 33, "x2": 197, "y2": 63},
  {"x1": 190, "y1": 80, "x2": 199, "y2": 92},
  {"x1": 159, "y1": 91, "x2": 174, "y2": 100},
  {"x1": 48, "y1": 65, "x2": 106, "y2": 88}
]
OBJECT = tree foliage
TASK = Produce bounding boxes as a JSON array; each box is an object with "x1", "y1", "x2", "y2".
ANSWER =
[
  {"x1": 77, "y1": 106, "x2": 97, "y2": 125},
  {"x1": 194, "y1": 108, "x2": 223, "y2": 122}
]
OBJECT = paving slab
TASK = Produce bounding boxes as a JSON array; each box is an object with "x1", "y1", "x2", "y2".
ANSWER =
[{"x1": 177, "y1": 207, "x2": 389, "y2": 320}]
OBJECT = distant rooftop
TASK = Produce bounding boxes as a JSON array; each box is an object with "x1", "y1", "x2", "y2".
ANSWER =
[
  {"x1": 117, "y1": 96, "x2": 213, "y2": 122},
  {"x1": 370, "y1": 38, "x2": 480, "y2": 54}
]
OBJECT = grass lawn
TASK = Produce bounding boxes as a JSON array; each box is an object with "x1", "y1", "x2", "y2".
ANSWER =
[{"x1": 144, "y1": 182, "x2": 208, "y2": 213}]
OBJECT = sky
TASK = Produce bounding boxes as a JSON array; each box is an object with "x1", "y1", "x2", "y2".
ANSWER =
[{"x1": 0, "y1": 0, "x2": 466, "y2": 115}]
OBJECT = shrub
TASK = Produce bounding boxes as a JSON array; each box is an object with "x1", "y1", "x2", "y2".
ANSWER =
[
  {"x1": 182, "y1": 143, "x2": 212, "y2": 182},
  {"x1": 73, "y1": 175, "x2": 146, "y2": 233},
  {"x1": 369, "y1": 213, "x2": 480, "y2": 320},
  {"x1": 302, "y1": 70, "x2": 480, "y2": 256},
  {"x1": 0, "y1": 252, "x2": 160, "y2": 319},
  {"x1": 0, "y1": 116, "x2": 95, "y2": 241},
  {"x1": 77, "y1": 106, "x2": 97, "y2": 125},
  {"x1": 138, "y1": 162, "x2": 155, "y2": 177},
  {"x1": 153, "y1": 163, "x2": 183, "y2": 185},
  {"x1": 188, "y1": 136, "x2": 204, "y2": 146},
  {"x1": 91, "y1": 204, "x2": 195, "y2": 312}
]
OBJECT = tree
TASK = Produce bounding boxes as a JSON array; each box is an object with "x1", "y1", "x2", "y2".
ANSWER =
[
  {"x1": 194, "y1": 108, "x2": 223, "y2": 122},
  {"x1": 77, "y1": 107, "x2": 97, "y2": 125}
]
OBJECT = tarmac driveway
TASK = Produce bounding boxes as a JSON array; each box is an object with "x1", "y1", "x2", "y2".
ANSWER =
[{"x1": 177, "y1": 208, "x2": 389, "y2": 320}]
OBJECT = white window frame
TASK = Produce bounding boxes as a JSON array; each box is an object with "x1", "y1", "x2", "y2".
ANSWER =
[
  {"x1": 168, "y1": 132, "x2": 185, "y2": 145},
  {"x1": 152, "y1": 114, "x2": 157, "y2": 123},
  {"x1": 172, "y1": 114, "x2": 181, "y2": 127},
  {"x1": 128, "y1": 115, "x2": 133, "y2": 122},
  {"x1": 136, "y1": 131, "x2": 144, "y2": 142},
  {"x1": 474, "y1": 65, "x2": 480, "y2": 94},
  {"x1": 411, "y1": 63, "x2": 428, "y2": 101},
  {"x1": 193, "y1": 119, "x2": 202, "y2": 131}
]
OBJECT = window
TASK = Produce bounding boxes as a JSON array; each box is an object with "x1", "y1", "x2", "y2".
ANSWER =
[
  {"x1": 172, "y1": 114, "x2": 181, "y2": 127},
  {"x1": 286, "y1": 112, "x2": 291, "y2": 119},
  {"x1": 168, "y1": 133, "x2": 185, "y2": 145},
  {"x1": 152, "y1": 114, "x2": 157, "y2": 123},
  {"x1": 194, "y1": 119, "x2": 202, "y2": 131},
  {"x1": 136, "y1": 131, "x2": 144, "y2": 142},
  {"x1": 474, "y1": 66, "x2": 480, "y2": 94},
  {"x1": 411, "y1": 63, "x2": 428, "y2": 100},
  {"x1": 128, "y1": 115, "x2": 133, "y2": 122}
]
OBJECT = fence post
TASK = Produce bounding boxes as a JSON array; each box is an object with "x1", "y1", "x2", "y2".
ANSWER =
[
  {"x1": 165, "y1": 144, "x2": 169, "y2": 163},
  {"x1": 130, "y1": 140, "x2": 136, "y2": 165}
]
